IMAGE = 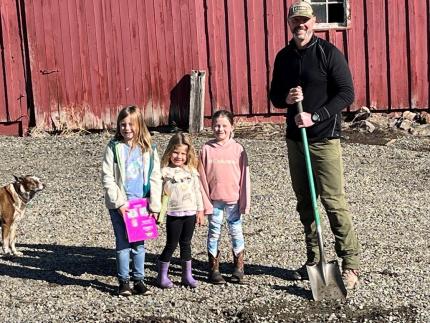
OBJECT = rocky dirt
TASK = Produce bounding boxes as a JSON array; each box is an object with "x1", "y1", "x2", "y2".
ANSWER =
[{"x1": 0, "y1": 123, "x2": 428, "y2": 322}]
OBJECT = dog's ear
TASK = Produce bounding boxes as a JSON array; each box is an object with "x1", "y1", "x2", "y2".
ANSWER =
[{"x1": 13, "y1": 175, "x2": 24, "y2": 183}]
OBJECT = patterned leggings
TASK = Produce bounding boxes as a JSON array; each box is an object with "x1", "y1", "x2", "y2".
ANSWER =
[{"x1": 207, "y1": 201, "x2": 244, "y2": 257}]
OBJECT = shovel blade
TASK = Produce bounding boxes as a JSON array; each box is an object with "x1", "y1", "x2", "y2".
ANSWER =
[{"x1": 307, "y1": 260, "x2": 347, "y2": 301}]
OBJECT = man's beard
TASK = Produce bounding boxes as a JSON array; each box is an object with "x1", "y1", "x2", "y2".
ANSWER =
[{"x1": 293, "y1": 27, "x2": 312, "y2": 40}]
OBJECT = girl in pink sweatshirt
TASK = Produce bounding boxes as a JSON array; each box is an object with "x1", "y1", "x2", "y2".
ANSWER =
[{"x1": 198, "y1": 110, "x2": 251, "y2": 284}]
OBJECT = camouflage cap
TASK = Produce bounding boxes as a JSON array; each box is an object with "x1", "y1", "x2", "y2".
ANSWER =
[{"x1": 288, "y1": 1, "x2": 314, "y2": 19}]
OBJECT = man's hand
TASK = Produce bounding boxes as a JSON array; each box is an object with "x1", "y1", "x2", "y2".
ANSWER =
[
  {"x1": 286, "y1": 86, "x2": 303, "y2": 105},
  {"x1": 295, "y1": 112, "x2": 315, "y2": 128},
  {"x1": 196, "y1": 211, "x2": 205, "y2": 227}
]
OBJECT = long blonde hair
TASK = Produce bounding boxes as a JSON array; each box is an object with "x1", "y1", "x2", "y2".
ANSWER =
[
  {"x1": 114, "y1": 105, "x2": 152, "y2": 152},
  {"x1": 161, "y1": 132, "x2": 198, "y2": 169}
]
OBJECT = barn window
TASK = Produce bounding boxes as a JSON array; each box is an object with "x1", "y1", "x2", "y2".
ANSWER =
[{"x1": 309, "y1": 0, "x2": 351, "y2": 29}]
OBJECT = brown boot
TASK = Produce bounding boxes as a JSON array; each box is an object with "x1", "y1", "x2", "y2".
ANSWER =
[
  {"x1": 231, "y1": 250, "x2": 244, "y2": 284},
  {"x1": 208, "y1": 251, "x2": 226, "y2": 284},
  {"x1": 342, "y1": 269, "x2": 359, "y2": 290}
]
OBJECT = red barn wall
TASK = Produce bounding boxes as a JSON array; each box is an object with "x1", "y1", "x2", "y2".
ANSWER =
[
  {"x1": 0, "y1": 0, "x2": 428, "y2": 134},
  {"x1": 0, "y1": 0, "x2": 28, "y2": 135}
]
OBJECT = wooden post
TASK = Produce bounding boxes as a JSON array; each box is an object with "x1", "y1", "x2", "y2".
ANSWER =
[{"x1": 189, "y1": 70, "x2": 206, "y2": 133}]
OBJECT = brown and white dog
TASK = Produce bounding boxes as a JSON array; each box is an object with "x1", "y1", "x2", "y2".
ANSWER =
[{"x1": 0, "y1": 176, "x2": 45, "y2": 256}]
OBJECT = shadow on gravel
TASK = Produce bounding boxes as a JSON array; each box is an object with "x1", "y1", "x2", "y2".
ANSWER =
[
  {"x1": 0, "y1": 243, "x2": 117, "y2": 294},
  {"x1": 147, "y1": 254, "x2": 310, "y2": 298},
  {"x1": 1, "y1": 244, "x2": 211, "y2": 295},
  {"x1": 1, "y1": 244, "x2": 310, "y2": 298}
]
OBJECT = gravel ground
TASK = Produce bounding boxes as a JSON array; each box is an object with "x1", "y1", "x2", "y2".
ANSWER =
[{"x1": 0, "y1": 129, "x2": 428, "y2": 322}]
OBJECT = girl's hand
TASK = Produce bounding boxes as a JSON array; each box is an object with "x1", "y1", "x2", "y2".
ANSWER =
[
  {"x1": 196, "y1": 211, "x2": 205, "y2": 227},
  {"x1": 150, "y1": 212, "x2": 159, "y2": 220},
  {"x1": 119, "y1": 205, "x2": 128, "y2": 217}
]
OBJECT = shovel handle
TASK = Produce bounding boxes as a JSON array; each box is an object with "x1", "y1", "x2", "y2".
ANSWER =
[
  {"x1": 297, "y1": 101, "x2": 304, "y2": 114},
  {"x1": 296, "y1": 101, "x2": 326, "y2": 263}
]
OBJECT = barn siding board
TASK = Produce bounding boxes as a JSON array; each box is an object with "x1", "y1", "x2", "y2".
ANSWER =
[
  {"x1": 7, "y1": 0, "x2": 25, "y2": 120},
  {"x1": 0, "y1": 2, "x2": 10, "y2": 121},
  {"x1": 58, "y1": 0, "x2": 73, "y2": 106},
  {"x1": 69, "y1": 0, "x2": 84, "y2": 109},
  {"x1": 94, "y1": 0, "x2": 107, "y2": 124},
  {"x1": 136, "y1": 0, "x2": 151, "y2": 124},
  {"x1": 227, "y1": 0, "x2": 249, "y2": 116},
  {"x1": 367, "y1": 1, "x2": 389, "y2": 110},
  {"x1": 144, "y1": 0, "x2": 160, "y2": 124},
  {"x1": 111, "y1": 1, "x2": 126, "y2": 107},
  {"x1": 266, "y1": 0, "x2": 287, "y2": 114},
  {"x1": 0, "y1": 0, "x2": 429, "y2": 135},
  {"x1": 155, "y1": 0, "x2": 170, "y2": 124},
  {"x1": 76, "y1": 0, "x2": 92, "y2": 126},
  {"x1": 25, "y1": 0, "x2": 40, "y2": 119},
  {"x1": 130, "y1": 0, "x2": 144, "y2": 118},
  {"x1": 162, "y1": 0, "x2": 176, "y2": 123},
  {"x1": 408, "y1": 0, "x2": 429, "y2": 110},
  {"x1": 247, "y1": 0, "x2": 268, "y2": 115},
  {"x1": 171, "y1": 1, "x2": 183, "y2": 85},
  {"x1": 43, "y1": 0, "x2": 59, "y2": 124},
  {"x1": 0, "y1": 51, "x2": 7, "y2": 121},
  {"x1": 3, "y1": 0, "x2": 15, "y2": 119},
  {"x1": 0, "y1": 0, "x2": 27, "y2": 128},
  {"x1": 205, "y1": 0, "x2": 230, "y2": 110},
  {"x1": 347, "y1": 0, "x2": 368, "y2": 110},
  {"x1": 154, "y1": 0, "x2": 167, "y2": 110},
  {"x1": 120, "y1": 0, "x2": 134, "y2": 104},
  {"x1": 190, "y1": 0, "x2": 210, "y2": 117},
  {"x1": 388, "y1": 0, "x2": 409, "y2": 110},
  {"x1": 181, "y1": 0, "x2": 193, "y2": 71},
  {"x1": 85, "y1": 0, "x2": 102, "y2": 125}
]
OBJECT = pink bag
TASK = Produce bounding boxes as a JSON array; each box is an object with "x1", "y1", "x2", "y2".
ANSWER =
[{"x1": 124, "y1": 198, "x2": 158, "y2": 242}]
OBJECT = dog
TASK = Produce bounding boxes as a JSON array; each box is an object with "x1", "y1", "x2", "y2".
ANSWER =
[{"x1": 0, "y1": 175, "x2": 45, "y2": 256}]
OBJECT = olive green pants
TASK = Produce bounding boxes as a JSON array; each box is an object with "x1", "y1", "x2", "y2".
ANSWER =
[{"x1": 287, "y1": 138, "x2": 360, "y2": 270}]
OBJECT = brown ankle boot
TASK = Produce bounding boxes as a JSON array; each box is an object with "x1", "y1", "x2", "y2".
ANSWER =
[
  {"x1": 208, "y1": 251, "x2": 226, "y2": 284},
  {"x1": 231, "y1": 250, "x2": 244, "y2": 284}
]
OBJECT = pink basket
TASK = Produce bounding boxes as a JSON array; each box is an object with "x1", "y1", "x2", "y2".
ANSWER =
[{"x1": 124, "y1": 198, "x2": 158, "y2": 242}]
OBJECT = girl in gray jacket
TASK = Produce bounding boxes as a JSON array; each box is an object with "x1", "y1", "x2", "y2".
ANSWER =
[{"x1": 101, "y1": 105, "x2": 162, "y2": 296}]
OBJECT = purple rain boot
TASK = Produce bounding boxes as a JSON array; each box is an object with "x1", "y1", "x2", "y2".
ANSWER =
[
  {"x1": 181, "y1": 260, "x2": 197, "y2": 288},
  {"x1": 156, "y1": 261, "x2": 174, "y2": 289}
]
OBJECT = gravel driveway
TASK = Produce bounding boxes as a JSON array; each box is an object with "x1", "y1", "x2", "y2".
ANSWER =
[{"x1": 0, "y1": 130, "x2": 428, "y2": 322}]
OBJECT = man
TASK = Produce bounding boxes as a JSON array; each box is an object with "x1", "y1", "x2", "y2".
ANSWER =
[{"x1": 269, "y1": 1, "x2": 360, "y2": 289}]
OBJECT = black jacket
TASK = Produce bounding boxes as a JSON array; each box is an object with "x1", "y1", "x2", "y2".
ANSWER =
[{"x1": 270, "y1": 35, "x2": 354, "y2": 141}]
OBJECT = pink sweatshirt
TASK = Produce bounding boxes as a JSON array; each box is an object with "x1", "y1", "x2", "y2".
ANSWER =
[{"x1": 198, "y1": 138, "x2": 251, "y2": 215}]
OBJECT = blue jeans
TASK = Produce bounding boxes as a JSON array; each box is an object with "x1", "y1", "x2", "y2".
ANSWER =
[
  {"x1": 207, "y1": 201, "x2": 244, "y2": 257},
  {"x1": 109, "y1": 209, "x2": 145, "y2": 282}
]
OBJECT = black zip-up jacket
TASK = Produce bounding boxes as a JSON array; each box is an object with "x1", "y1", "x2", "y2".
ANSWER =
[{"x1": 270, "y1": 35, "x2": 354, "y2": 141}]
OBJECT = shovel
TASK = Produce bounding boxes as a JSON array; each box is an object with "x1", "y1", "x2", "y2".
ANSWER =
[{"x1": 296, "y1": 101, "x2": 347, "y2": 301}]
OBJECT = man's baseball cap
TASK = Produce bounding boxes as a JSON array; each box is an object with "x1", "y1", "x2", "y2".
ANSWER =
[{"x1": 288, "y1": 1, "x2": 314, "y2": 19}]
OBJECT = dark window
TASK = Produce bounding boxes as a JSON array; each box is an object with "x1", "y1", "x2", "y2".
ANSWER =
[
  {"x1": 328, "y1": 3, "x2": 344, "y2": 23},
  {"x1": 309, "y1": 0, "x2": 349, "y2": 28}
]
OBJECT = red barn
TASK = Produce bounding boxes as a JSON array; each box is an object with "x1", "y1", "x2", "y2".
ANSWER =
[{"x1": 0, "y1": 0, "x2": 428, "y2": 135}]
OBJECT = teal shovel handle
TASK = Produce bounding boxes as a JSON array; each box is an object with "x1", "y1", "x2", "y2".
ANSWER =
[{"x1": 296, "y1": 101, "x2": 326, "y2": 263}]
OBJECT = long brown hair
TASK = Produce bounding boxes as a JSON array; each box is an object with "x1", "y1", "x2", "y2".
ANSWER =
[
  {"x1": 161, "y1": 132, "x2": 198, "y2": 169},
  {"x1": 114, "y1": 105, "x2": 152, "y2": 152}
]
